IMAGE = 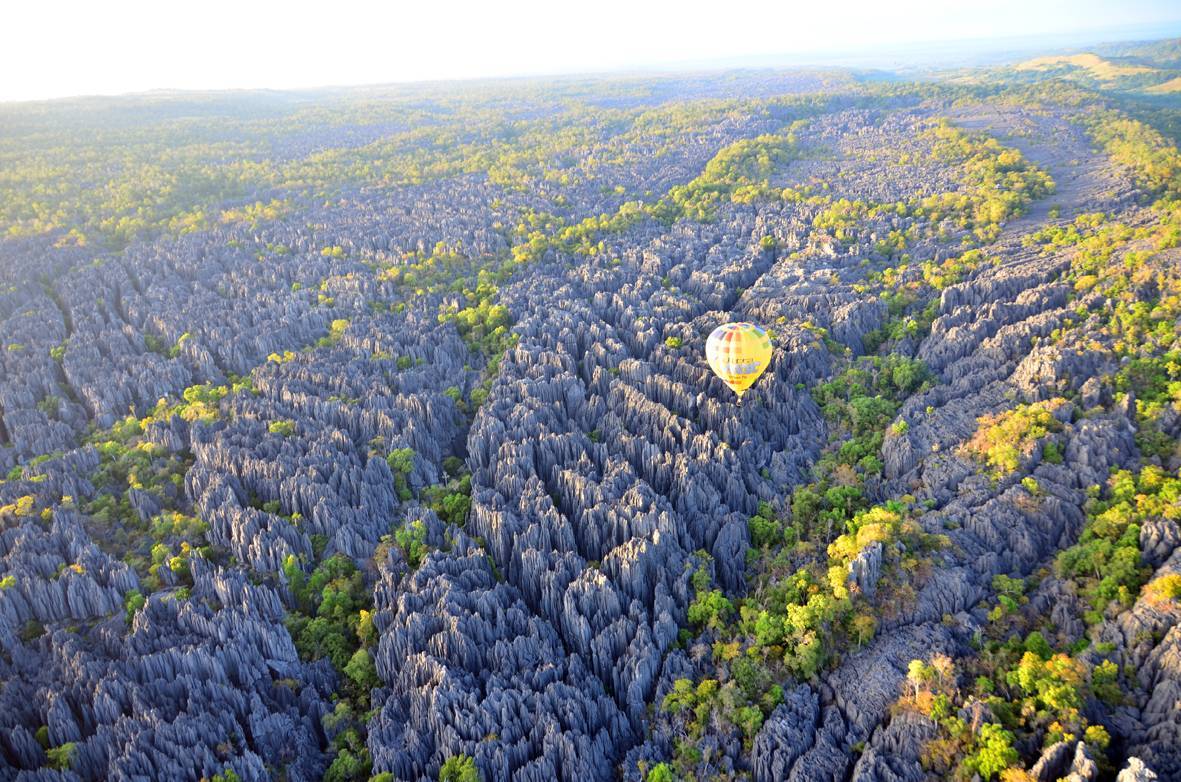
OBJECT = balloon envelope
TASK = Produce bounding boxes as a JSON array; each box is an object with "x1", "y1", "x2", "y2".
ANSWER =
[{"x1": 705, "y1": 322, "x2": 773, "y2": 398}]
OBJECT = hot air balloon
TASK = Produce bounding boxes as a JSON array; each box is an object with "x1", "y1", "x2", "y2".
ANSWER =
[{"x1": 706, "y1": 322, "x2": 773, "y2": 400}]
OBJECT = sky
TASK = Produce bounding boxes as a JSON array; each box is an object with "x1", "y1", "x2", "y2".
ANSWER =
[{"x1": 3, "y1": 0, "x2": 1180, "y2": 102}]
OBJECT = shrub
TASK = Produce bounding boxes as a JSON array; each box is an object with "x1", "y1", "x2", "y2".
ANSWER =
[
  {"x1": 960, "y1": 723, "x2": 1017, "y2": 780},
  {"x1": 324, "y1": 748, "x2": 370, "y2": 782},
  {"x1": 687, "y1": 589, "x2": 734, "y2": 632},
  {"x1": 1005, "y1": 652, "x2": 1085, "y2": 713},
  {"x1": 1023, "y1": 631, "x2": 1051, "y2": 660},
  {"x1": 393, "y1": 520, "x2": 430, "y2": 569},
  {"x1": 386, "y1": 448, "x2": 415, "y2": 500},
  {"x1": 286, "y1": 554, "x2": 370, "y2": 671},
  {"x1": 1143, "y1": 573, "x2": 1181, "y2": 606},
  {"x1": 1056, "y1": 466, "x2": 1166, "y2": 614},
  {"x1": 124, "y1": 588, "x2": 145, "y2": 624},
  {"x1": 439, "y1": 755, "x2": 479, "y2": 782},
  {"x1": 46, "y1": 742, "x2": 76, "y2": 771},
  {"x1": 748, "y1": 504, "x2": 782, "y2": 548},
  {"x1": 1090, "y1": 659, "x2": 1122, "y2": 706},
  {"x1": 423, "y1": 477, "x2": 472, "y2": 526},
  {"x1": 1083, "y1": 723, "x2": 1110, "y2": 750},
  {"x1": 344, "y1": 648, "x2": 380, "y2": 695},
  {"x1": 646, "y1": 763, "x2": 674, "y2": 782},
  {"x1": 851, "y1": 613, "x2": 878, "y2": 645},
  {"x1": 960, "y1": 399, "x2": 1065, "y2": 476}
]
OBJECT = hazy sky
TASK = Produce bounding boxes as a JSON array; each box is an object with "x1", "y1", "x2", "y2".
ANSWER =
[{"x1": 4, "y1": 0, "x2": 1179, "y2": 101}]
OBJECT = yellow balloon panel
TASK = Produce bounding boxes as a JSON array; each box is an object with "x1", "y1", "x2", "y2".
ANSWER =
[{"x1": 705, "y1": 322, "x2": 773, "y2": 397}]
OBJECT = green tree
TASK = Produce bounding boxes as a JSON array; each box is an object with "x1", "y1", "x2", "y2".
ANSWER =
[
  {"x1": 748, "y1": 506, "x2": 782, "y2": 548},
  {"x1": 439, "y1": 755, "x2": 479, "y2": 782},
  {"x1": 286, "y1": 554, "x2": 370, "y2": 670},
  {"x1": 325, "y1": 748, "x2": 370, "y2": 782},
  {"x1": 1090, "y1": 659, "x2": 1122, "y2": 705},
  {"x1": 124, "y1": 588, "x2": 145, "y2": 624},
  {"x1": 851, "y1": 613, "x2": 877, "y2": 646},
  {"x1": 687, "y1": 589, "x2": 734, "y2": 632},
  {"x1": 961, "y1": 723, "x2": 1017, "y2": 780},
  {"x1": 46, "y1": 743, "x2": 76, "y2": 771},
  {"x1": 386, "y1": 448, "x2": 415, "y2": 500},
  {"x1": 344, "y1": 648, "x2": 381, "y2": 695},
  {"x1": 646, "y1": 762, "x2": 675, "y2": 782},
  {"x1": 394, "y1": 520, "x2": 430, "y2": 568}
]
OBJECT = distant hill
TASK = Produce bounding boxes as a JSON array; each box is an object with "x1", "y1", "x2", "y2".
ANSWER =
[
  {"x1": 1014, "y1": 52, "x2": 1155, "y2": 81},
  {"x1": 1145, "y1": 75, "x2": 1181, "y2": 94},
  {"x1": 1094, "y1": 37, "x2": 1181, "y2": 68},
  {"x1": 1009, "y1": 50, "x2": 1177, "y2": 93}
]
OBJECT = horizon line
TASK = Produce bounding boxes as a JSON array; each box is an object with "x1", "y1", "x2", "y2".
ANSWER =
[{"x1": 4, "y1": 23, "x2": 1180, "y2": 107}]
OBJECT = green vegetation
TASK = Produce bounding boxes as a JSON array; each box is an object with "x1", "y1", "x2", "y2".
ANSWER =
[
  {"x1": 0, "y1": 495, "x2": 36, "y2": 517},
  {"x1": 392, "y1": 520, "x2": 431, "y2": 569},
  {"x1": 0, "y1": 92, "x2": 629, "y2": 247},
  {"x1": 343, "y1": 648, "x2": 380, "y2": 693},
  {"x1": 655, "y1": 125, "x2": 804, "y2": 221},
  {"x1": 960, "y1": 399, "x2": 1066, "y2": 477},
  {"x1": 1027, "y1": 203, "x2": 1180, "y2": 460},
  {"x1": 1143, "y1": 573, "x2": 1181, "y2": 606},
  {"x1": 45, "y1": 742, "x2": 76, "y2": 771},
  {"x1": 1022, "y1": 117, "x2": 1181, "y2": 462},
  {"x1": 4, "y1": 71, "x2": 1175, "y2": 781},
  {"x1": 783, "y1": 346, "x2": 932, "y2": 550},
  {"x1": 71, "y1": 412, "x2": 215, "y2": 589},
  {"x1": 124, "y1": 588, "x2": 146, "y2": 624},
  {"x1": 899, "y1": 467, "x2": 1179, "y2": 778},
  {"x1": 386, "y1": 448, "x2": 415, "y2": 500},
  {"x1": 268, "y1": 419, "x2": 296, "y2": 437},
  {"x1": 900, "y1": 640, "x2": 1113, "y2": 780},
  {"x1": 446, "y1": 299, "x2": 512, "y2": 355},
  {"x1": 654, "y1": 249, "x2": 959, "y2": 774},
  {"x1": 439, "y1": 755, "x2": 479, "y2": 782},
  {"x1": 664, "y1": 409, "x2": 947, "y2": 771},
  {"x1": 323, "y1": 700, "x2": 372, "y2": 782},
  {"x1": 801, "y1": 118, "x2": 1053, "y2": 252},
  {"x1": 916, "y1": 120, "x2": 1055, "y2": 242},
  {"x1": 422, "y1": 477, "x2": 472, "y2": 527},
  {"x1": 283, "y1": 552, "x2": 378, "y2": 780},
  {"x1": 644, "y1": 763, "x2": 675, "y2": 782},
  {"x1": 1056, "y1": 466, "x2": 1176, "y2": 619},
  {"x1": 317, "y1": 318, "x2": 351, "y2": 348},
  {"x1": 960, "y1": 723, "x2": 1018, "y2": 781},
  {"x1": 686, "y1": 583, "x2": 734, "y2": 633},
  {"x1": 921, "y1": 249, "x2": 996, "y2": 290},
  {"x1": 284, "y1": 553, "x2": 371, "y2": 673},
  {"x1": 1087, "y1": 110, "x2": 1181, "y2": 198}
]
